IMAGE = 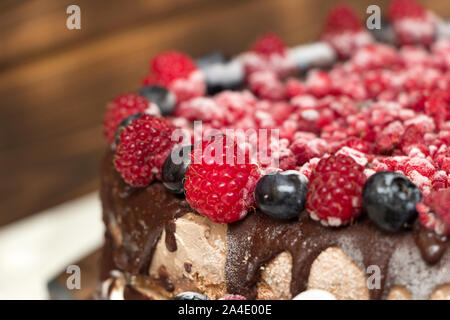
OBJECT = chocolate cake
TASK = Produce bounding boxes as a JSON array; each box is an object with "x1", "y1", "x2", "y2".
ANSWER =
[{"x1": 97, "y1": 1, "x2": 450, "y2": 300}]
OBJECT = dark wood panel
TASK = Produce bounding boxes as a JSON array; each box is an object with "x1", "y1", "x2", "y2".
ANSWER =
[{"x1": 0, "y1": 0, "x2": 235, "y2": 69}]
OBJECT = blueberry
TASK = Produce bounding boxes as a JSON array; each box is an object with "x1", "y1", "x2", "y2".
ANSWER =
[
  {"x1": 255, "y1": 171, "x2": 308, "y2": 220},
  {"x1": 113, "y1": 113, "x2": 144, "y2": 149},
  {"x1": 195, "y1": 52, "x2": 227, "y2": 69},
  {"x1": 162, "y1": 145, "x2": 193, "y2": 194},
  {"x1": 172, "y1": 292, "x2": 208, "y2": 300},
  {"x1": 363, "y1": 171, "x2": 422, "y2": 232},
  {"x1": 200, "y1": 59, "x2": 244, "y2": 95},
  {"x1": 137, "y1": 85, "x2": 176, "y2": 116}
]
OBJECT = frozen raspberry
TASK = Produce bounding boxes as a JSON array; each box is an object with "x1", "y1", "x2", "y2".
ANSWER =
[
  {"x1": 321, "y1": 4, "x2": 373, "y2": 58},
  {"x1": 248, "y1": 70, "x2": 286, "y2": 101},
  {"x1": 375, "y1": 121, "x2": 405, "y2": 153},
  {"x1": 184, "y1": 135, "x2": 261, "y2": 223},
  {"x1": 285, "y1": 78, "x2": 306, "y2": 98},
  {"x1": 351, "y1": 44, "x2": 401, "y2": 71},
  {"x1": 114, "y1": 115, "x2": 176, "y2": 187},
  {"x1": 143, "y1": 51, "x2": 197, "y2": 87},
  {"x1": 418, "y1": 188, "x2": 450, "y2": 236},
  {"x1": 251, "y1": 33, "x2": 286, "y2": 57},
  {"x1": 103, "y1": 93, "x2": 155, "y2": 144},
  {"x1": 290, "y1": 135, "x2": 329, "y2": 166},
  {"x1": 336, "y1": 146, "x2": 369, "y2": 167},
  {"x1": 214, "y1": 90, "x2": 257, "y2": 124},
  {"x1": 175, "y1": 97, "x2": 224, "y2": 127},
  {"x1": 305, "y1": 71, "x2": 333, "y2": 98},
  {"x1": 400, "y1": 124, "x2": 426, "y2": 149},
  {"x1": 432, "y1": 170, "x2": 449, "y2": 191},
  {"x1": 403, "y1": 157, "x2": 436, "y2": 178},
  {"x1": 425, "y1": 90, "x2": 450, "y2": 130},
  {"x1": 306, "y1": 155, "x2": 366, "y2": 226},
  {"x1": 322, "y1": 4, "x2": 362, "y2": 34},
  {"x1": 389, "y1": 0, "x2": 435, "y2": 46}
]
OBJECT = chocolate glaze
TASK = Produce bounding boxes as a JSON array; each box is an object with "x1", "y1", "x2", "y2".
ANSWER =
[
  {"x1": 100, "y1": 151, "x2": 191, "y2": 275},
  {"x1": 123, "y1": 285, "x2": 150, "y2": 300},
  {"x1": 165, "y1": 219, "x2": 178, "y2": 252},
  {"x1": 226, "y1": 212, "x2": 450, "y2": 299},
  {"x1": 413, "y1": 223, "x2": 448, "y2": 265},
  {"x1": 101, "y1": 150, "x2": 449, "y2": 299}
]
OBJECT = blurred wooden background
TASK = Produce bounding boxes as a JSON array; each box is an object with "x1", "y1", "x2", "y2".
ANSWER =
[{"x1": 0, "y1": 0, "x2": 449, "y2": 226}]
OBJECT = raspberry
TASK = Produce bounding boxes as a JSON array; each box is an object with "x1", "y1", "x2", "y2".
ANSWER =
[
  {"x1": 389, "y1": 0, "x2": 426, "y2": 21},
  {"x1": 251, "y1": 33, "x2": 286, "y2": 57},
  {"x1": 322, "y1": 4, "x2": 362, "y2": 34},
  {"x1": 114, "y1": 115, "x2": 176, "y2": 187},
  {"x1": 388, "y1": 0, "x2": 435, "y2": 46},
  {"x1": 184, "y1": 135, "x2": 261, "y2": 223},
  {"x1": 103, "y1": 93, "x2": 154, "y2": 144},
  {"x1": 335, "y1": 146, "x2": 369, "y2": 167},
  {"x1": 285, "y1": 78, "x2": 306, "y2": 98},
  {"x1": 248, "y1": 70, "x2": 286, "y2": 101},
  {"x1": 321, "y1": 5, "x2": 373, "y2": 58},
  {"x1": 290, "y1": 135, "x2": 329, "y2": 166},
  {"x1": 375, "y1": 121, "x2": 405, "y2": 153},
  {"x1": 403, "y1": 157, "x2": 436, "y2": 178},
  {"x1": 306, "y1": 155, "x2": 366, "y2": 226},
  {"x1": 418, "y1": 188, "x2": 450, "y2": 236},
  {"x1": 175, "y1": 97, "x2": 225, "y2": 127},
  {"x1": 143, "y1": 51, "x2": 197, "y2": 87}
]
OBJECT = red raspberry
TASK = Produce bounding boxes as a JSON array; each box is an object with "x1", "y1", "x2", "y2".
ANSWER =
[
  {"x1": 389, "y1": 0, "x2": 434, "y2": 46},
  {"x1": 248, "y1": 71, "x2": 286, "y2": 101},
  {"x1": 251, "y1": 33, "x2": 286, "y2": 56},
  {"x1": 322, "y1": 4, "x2": 362, "y2": 34},
  {"x1": 142, "y1": 51, "x2": 197, "y2": 87},
  {"x1": 285, "y1": 78, "x2": 306, "y2": 98},
  {"x1": 103, "y1": 93, "x2": 153, "y2": 144},
  {"x1": 290, "y1": 135, "x2": 329, "y2": 166},
  {"x1": 389, "y1": 0, "x2": 426, "y2": 21},
  {"x1": 418, "y1": 188, "x2": 450, "y2": 236},
  {"x1": 114, "y1": 115, "x2": 176, "y2": 187},
  {"x1": 306, "y1": 155, "x2": 366, "y2": 226},
  {"x1": 184, "y1": 135, "x2": 261, "y2": 223},
  {"x1": 375, "y1": 121, "x2": 405, "y2": 153}
]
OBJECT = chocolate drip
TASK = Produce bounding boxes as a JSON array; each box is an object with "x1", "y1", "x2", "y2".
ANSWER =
[
  {"x1": 226, "y1": 212, "x2": 449, "y2": 300},
  {"x1": 123, "y1": 285, "x2": 150, "y2": 300},
  {"x1": 100, "y1": 151, "x2": 191, "y2": 275},
  {"x1": 413, "y1": 223, "x2": 448, "y2": 265},
  {"x1": 165, "y1": 219, "x2": 178, "y2": 252}
]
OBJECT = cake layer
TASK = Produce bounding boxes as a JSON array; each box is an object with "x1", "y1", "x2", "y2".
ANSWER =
[{"x1": 99, "y1": 151, "x2": 450, "y2": 300}]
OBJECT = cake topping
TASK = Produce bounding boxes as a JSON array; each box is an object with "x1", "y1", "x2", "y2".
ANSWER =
[
  {"x1": 251, "y1": 32, "x2": 287, "y2": 57},
  {"x1": 417, "y1": 188, "x2": 450, "y2": 236},
  {"x1": 114, "y1": 114, "x2": 177, "y2": 187},
  {"x1": 388, "y1": 0, "x2": 436, "y2": 46},
  {"x1": 103, "y1": 93, "x2": 157, "y2": 144},
  {"x1": 306, "y1": 154, "x2": 366, "y2": 226},
  {"x1": 143, "y1": 51, "x2": 198, "y2": 87},
  {"x1": 184, "y1": 135, "x2": 261, "y2": 223},
  {"x1": 320, "y1": 4, "x2": 373, "y2": 58},
  {"x1": 255, "y1": 171, "x2": 308, "y2": 220},
  {"x1": 137, "y1": 85, "x2": 177, "y2": 116},
  {"x1": 363, "y1": 171, "x2": 422, "y2": 231},
  {"x1": 162, "y1": 145, "x2": 193, "y2": 194}
]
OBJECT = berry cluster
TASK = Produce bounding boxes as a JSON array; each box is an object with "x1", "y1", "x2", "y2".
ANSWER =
[{"x1": 103, "y1": 0, "x2": 449, "y2": 232}]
